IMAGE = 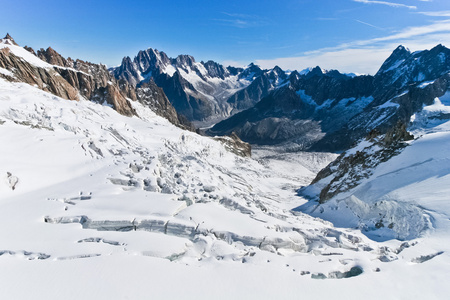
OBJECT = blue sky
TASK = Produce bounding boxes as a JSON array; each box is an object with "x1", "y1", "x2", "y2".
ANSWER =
[{"x1": 2, "y1": 0, "x2": 450, "y2": 74}]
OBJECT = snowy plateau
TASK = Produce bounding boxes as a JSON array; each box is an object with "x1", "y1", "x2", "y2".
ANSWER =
[{"x1": 0, "y1": 36, "x2": 450, "y2": 299}]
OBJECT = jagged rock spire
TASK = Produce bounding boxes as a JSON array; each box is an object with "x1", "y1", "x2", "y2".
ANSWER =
[{"x1": 2, "y1": 33, "x2": 19, "y2": 46}]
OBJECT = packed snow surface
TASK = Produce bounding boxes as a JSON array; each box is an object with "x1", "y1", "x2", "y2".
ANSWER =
[{"x1": 0, "y1": 78, "x2": 449, "y2": 299}]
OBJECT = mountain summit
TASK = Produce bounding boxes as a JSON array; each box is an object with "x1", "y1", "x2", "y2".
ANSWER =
[
  {"x1": 1, "y1": 33, "x2": 18, "y2": 46},
  {"x1": 111, "y1": 50, "x2": 289, "y2": 124}
]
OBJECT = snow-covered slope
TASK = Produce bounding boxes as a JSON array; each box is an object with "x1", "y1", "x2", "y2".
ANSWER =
[
  {"x1": 2, "y1": 34, "x2": 450, "y2": 298},
  {"x1": 298, "y1": 91, "x2": 450, "y2": 245},
  {"x1": 2, "y1": 73, "x2": 450, "y2": 298}
]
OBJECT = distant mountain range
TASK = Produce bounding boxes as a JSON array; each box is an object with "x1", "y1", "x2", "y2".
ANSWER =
[
  {"x1": 2, "y1": 33, "x2": 450, "y2": 154},
  {"x1": 208, "y1": 45, "x2": 450, "y2": 151}
]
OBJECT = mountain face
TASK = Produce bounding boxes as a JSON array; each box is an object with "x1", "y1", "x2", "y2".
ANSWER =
[
  {"x1": 0, "y1": 34, "x2": 192, "y2": 130},
  {"x1": 208, "y1": 68, "x2": 375, "y2": 148},
  {"x1": 294, "y1": 47, "x2": 450, "y2": 240},
  {"x1": 297, "y1": 93, "x2": 450, "y2": 241},
  {"x1": 209, "y1": 45, "x2": 450, "y2": 152},
  {"x1": 111, "y1": 49, "x2": 289, "y2": 123}
]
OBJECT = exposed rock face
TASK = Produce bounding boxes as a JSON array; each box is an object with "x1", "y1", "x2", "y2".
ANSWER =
[
  {"x1": 209, "y1": 86, "x2": 322, "y2": 146},
  {"x1": 135, "y1": 81, "x2": 195, "y2": 130},
  {"x1": 36, "y1": 47, "x2": 123, "y2": 105},
  {"x1": 92, "y1": 83, "x2": 136, "y2": 116},
  {"x1": 213, "y1": 132, "x2": 252, "y2": 157},
  {"x1": 374, "y1": 45, "x2": 450, "y2": 96},
  {"x1": 23, "y1": 46, "x2": 36, "y2": 55},
  {"x1": 111, "y1": 49, "x2": 288, "y2": 123},
  {"x1": 0, "y1": 47, "x2": 79, "y2": 100},
  {"x1": 202, "y1": 60, "x2": 228, "y2": 79},
  {"x1": 0, "y1": 34, "x2": 194, "y2": 128},
  {"x1": 1, "y1": 33, "x2": 18, "y2": 46},
  {"x1": 210, "y1": 45, "x2": 450, "y2": 151},
  {"x1": 308, "y1": 122, "x2": 414, "y2": 204},
  {"x1": 209, "y1": 68, "x2": 376, "y2": 147},
  {"x1": 0, "y1": 35, "x2": 194, "y2": 126},
  {"x1": 33, "y1": 47, "x2": 135, "y2": 116},
  {"x1": 153, "y1": 71, "x2": 214, "y2": 121},
  {"x1": 226, "y1": 71, "x2": 273, "y2": 112},
  {"x1": 6, "y1": 172, "x2": 19, "y2": 191},
  {"x1": 37, "y1": 47, "x2": 67, "y2": 67}
]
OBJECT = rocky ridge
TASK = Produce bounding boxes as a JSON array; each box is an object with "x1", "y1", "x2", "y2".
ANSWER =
[
  {"x1": 305, "y1": 122, "x2": 414, "y2": 204},
  {"x1": 0, "y1": 34, "x2": 193, "y2": 130},
  {"x1": 111, "y1": 49, "x2": 289, "y2": 123}
]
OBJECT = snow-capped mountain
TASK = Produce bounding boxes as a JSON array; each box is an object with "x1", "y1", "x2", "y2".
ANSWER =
[
  {"x1": 111, "y1": 49, "x2": 289, "y2": 124},
  {"x1": 209, "y1": 45, "x2": 450, "y2": 152},
  {"x1": 1, "y1": 34, "x2": 450, "y2": 299},
  {"x1": 208, "y1": 68, "x2": 372, "y2": 147}
]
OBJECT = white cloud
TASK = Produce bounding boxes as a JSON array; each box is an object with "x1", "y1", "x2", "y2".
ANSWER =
[
  {"x1": 255, "y1": 48, "x2": 392, "y2": 75},
  {"x1": 353, "y1": 0, "x2": 417, "y2": 9},
  {"x1": 214, "y1": 13, "x2": 268, "y2": 28},
  {"x1": 255, "y1": 20, "x2": 450, "y2": 75},
  {"x1": 419, "y1": 11, "x2": 450, "y2": 17},
  {"x1": 364, "y1": 20, "x2": 450, "y2": 43}
]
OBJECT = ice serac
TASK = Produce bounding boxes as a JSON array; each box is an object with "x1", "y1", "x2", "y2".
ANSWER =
[{"x1": 2, "y1": 37, "x2": 450, "y2": 297}]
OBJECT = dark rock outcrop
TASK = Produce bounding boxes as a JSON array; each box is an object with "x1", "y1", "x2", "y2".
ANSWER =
[
  {"x1": 213, "y1": 132, "x2": 252, "y2": 157},
  {"x1": 35, "y1": 46, "x2": 135, "y2": 116},
  {"x1": 1, "y1": 33, "x2": 18, "y2": 46},
  {"x1": 0, "y1": 47, "x2": 79, "y2": 101},
  {"x1": 309, "y1": 122, "x2": 414, "y2": 203},
  {"x1": 135, "y1": 81, "x2": 195, "y2": 130}
]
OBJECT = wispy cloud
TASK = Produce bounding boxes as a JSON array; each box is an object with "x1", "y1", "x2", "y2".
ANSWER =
[
  {"x1": 353, "y1": 0, "x2": 417, "y2": 9},
  {"x1": 255, "y1": 20, "x2": 450, "y2": 74},
  {"x1": 316, "y1": 17, "x2": 339, "y2": 21},
  {"x1": 418, "y1": 11, "x2": 450, "y2": 17},
  {"x1": 354, "y1": 19, "x2": 385, "y2": 30},
  {"x1": 303, "y1": 19, "x2": 450, "y2": 54},
  {"x1": 214, "y1": 13, "x2": 268, "y2": 28}
]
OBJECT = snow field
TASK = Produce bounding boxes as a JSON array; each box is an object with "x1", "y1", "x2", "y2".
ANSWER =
[{"x1": 1, "y1": 77, "x2": 449, "y2": 299}]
